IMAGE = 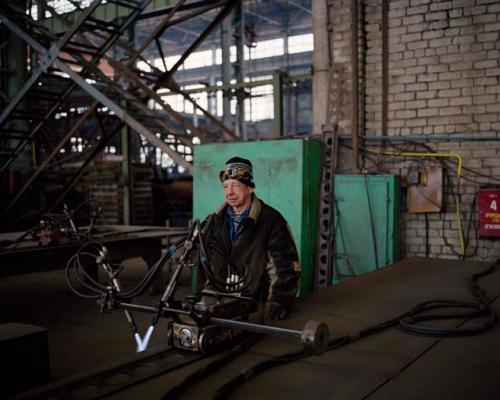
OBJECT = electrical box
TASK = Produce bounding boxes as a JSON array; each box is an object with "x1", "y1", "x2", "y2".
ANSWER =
[
  {"x1": 407, "y1": 166, "x2": 443, "y2": 213},
  {"x1": 478, "y1": 186, "x2": 500, "y2": 238},
  {"x1": 193, "y1": 138, "x2": 322, "y2": 295}
]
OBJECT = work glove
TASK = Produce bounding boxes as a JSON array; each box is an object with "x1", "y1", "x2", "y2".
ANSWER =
[{"x1": 264, "y1": 301, "x2": 288, "y2": 320}]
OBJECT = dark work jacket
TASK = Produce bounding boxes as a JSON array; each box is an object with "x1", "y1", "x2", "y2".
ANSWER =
[{"x1": 198, "y1": 195, "x2": 301, "y2": 310}]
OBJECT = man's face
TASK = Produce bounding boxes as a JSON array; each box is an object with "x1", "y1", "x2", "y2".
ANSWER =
[{"x1": 223, "y1": 179, "x2": 253, "y2": 210}]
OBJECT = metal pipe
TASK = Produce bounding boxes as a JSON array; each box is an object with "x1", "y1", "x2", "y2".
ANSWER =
[
  {"x1": 351, "y1": 0, "x2": 360, "y2": 173},
  {"x1": 381, "y1": 0, "x2": 388, "y2": 137},
  {"x1": 117, "y1": 302, "x2": 301, "y2": 339},
  {"x1": 340, "y1": 135, "x2": 500, "y2": 142},
  {"x1": 209, "y1": 317, "x2": 303, "y2": 339},
  {"x1": 161, "y1": 74, "x2": 312, "y2": 95}
]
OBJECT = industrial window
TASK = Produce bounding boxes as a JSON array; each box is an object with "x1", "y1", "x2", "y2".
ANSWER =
[
  {"x1": 288, "y1": 33, "x2": 314, "y2": 54},
  {"x1": 159, "y1": 32, "x2": 310, "y2": 73},
  {"x1": 136, "y1": 61, "x2": 152, "y2": 73},
  {"x1": 30, "y1": 0, "x2": 94, "y2": 19},
  {"x1": 153, "y1": 55, "x2": 183, "y2": 72},
  {"x1": 250, "y1": 38, "x2": 284, "y2": 59},
  {"x1": 153, "y1": 88, "x2": 182, "y2": 113},
  {"x1": 245, "y1": 84, "x2": 273, "y2": 121},
  {"x1": 215, "y1": 47, "x2": 237, "y2": 64},
  {"x1": 183, "y1": 50, "x2": 213, "y2": 70}
]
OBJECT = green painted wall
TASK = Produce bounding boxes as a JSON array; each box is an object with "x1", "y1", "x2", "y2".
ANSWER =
[
  {"x1": 193, "y1": 138, "x2": 322, "y2": 295},
  {"x1": 333, "y1": 175, "x2": 401, "y2": 284}
]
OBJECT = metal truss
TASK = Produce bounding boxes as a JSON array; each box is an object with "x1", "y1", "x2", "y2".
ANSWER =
[{"x1": 0, "y1": 0, "x2": 237, "y2": 223}]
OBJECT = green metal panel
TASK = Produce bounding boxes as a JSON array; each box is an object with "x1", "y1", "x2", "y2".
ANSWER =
[
  {"x1": 333, "y1": 175, "x2": 400, "y2": 284},
  {"x1": 193, "y1": 138, "x2": 322, "y2": 296}
]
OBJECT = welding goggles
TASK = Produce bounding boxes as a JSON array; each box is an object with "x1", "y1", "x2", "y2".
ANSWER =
[
  {"x1": 219, "y1": 167, "x2": 249, "y2": 182},
  {"x1": 218, "y1": 165, "x2": 255, "y2": 187}
]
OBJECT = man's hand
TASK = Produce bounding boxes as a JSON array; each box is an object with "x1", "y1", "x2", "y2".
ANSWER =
[{"x1": 264, "y1": 301, "x2": 288, "y2": 320}]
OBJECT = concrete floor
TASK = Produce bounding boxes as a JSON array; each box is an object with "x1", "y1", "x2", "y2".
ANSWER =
[
  {"x1": 0, "y1": 257, "x2": 189, "y2": 380},
  {"x1": 2, "y1": 257, "x2": 500, "y2": 399}
]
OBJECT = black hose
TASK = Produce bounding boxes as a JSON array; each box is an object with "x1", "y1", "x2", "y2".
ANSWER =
[
  {"x1": 196, "y1": 218, "x2": 252, "y2": 293},
  {"x1": 213, "y1": 259, "x2": 499, "y2": 399},
  {"x1": 161, "y1": 335, "x2": 260, "y2": 400},
  {"x1": 65, "y1": 237, "x2": 186, "y2": 300},
  {"x1": 121, "y1": 236, "x2": 186, "y2": 298}
]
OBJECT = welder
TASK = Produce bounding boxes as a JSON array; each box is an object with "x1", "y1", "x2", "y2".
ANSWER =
[{"x1": 196, "y1": 157, "x2": 301, "y2": 320}]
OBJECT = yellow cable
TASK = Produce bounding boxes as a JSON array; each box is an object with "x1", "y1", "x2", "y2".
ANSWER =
[{"x1": 383, "y1": 151, "x2": 464, "y2": 258}]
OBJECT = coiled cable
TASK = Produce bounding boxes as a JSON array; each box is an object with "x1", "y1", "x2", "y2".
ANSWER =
[{"x1": 213, "y1": 259, "x2": 499, "y2": 399}]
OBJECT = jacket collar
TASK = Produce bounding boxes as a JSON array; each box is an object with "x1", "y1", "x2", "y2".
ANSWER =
[{"x1": 215, "y1": 194, "x2": 262, "y2": 222}]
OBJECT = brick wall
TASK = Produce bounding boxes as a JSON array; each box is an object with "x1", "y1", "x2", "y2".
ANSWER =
[{"x1": 325, "y1": 0, "x2": 500, "y2": 262}]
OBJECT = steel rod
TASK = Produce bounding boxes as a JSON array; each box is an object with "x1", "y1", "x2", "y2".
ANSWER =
[
  {"x1": 209, "y1": 317, "x2": 302, "y2": 339},
  {"x1": 116, "y1": 302, "x2": 303, "y2": 339}
]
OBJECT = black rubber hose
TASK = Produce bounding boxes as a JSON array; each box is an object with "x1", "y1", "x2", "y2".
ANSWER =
[
  {"x1": 197, "y1": 226, "x2": 252, "y2": 293},
  {"x1": 161, "y1": 335, "x2": 260, "y2": 400},
  {"x1": 120, "y1": 236, "x2": 187, "y2": 298},
  {"x1": 213, "y1": 259, "x2": 499, "y2": 399}
]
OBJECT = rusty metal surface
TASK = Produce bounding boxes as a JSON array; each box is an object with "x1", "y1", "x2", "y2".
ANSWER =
[
  {"x1": 101, "y1": 257, "x2": 500, "y2": 400},
  {"x1": 12, "y1": 346, "x2": 203, "y2": 400}
]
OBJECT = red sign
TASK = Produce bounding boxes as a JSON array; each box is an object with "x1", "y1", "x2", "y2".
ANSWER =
[{"x1": 478, "y1": 189, "x2": 500, "y2": 237}]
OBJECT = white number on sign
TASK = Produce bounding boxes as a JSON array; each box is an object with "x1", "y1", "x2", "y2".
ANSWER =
[{"x1": 491, "y1": 200, "x2": 498, "y2": 211}]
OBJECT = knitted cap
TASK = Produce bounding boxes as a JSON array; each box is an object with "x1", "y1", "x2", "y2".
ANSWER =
[{"x1": 219, "y1": 157, "x2": 255, "y2": 188}]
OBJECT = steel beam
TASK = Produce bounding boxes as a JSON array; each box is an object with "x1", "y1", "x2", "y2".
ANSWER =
[
  {"x1": 0, "y1": 104, "x2": 99, "y2": 221},
  {"x1": 129, "y1": 0, "x2": 186, "y2": 64},
  {"x1": 272, "y1": 70, "x2": 285, "y2": 137},
  {"x1": 60, "y1": 0, "x2": 235, "y2": 144},
  {"x1": 220, "y1": 13, "x2": 232, "y2": 130},
  {"x1": 0, "y1": 1, "x2": 101, "y2": 126},
  {"x1": 47, "y1": 117, "x2": 121, "y2": 213},
  {"x1": 55, "y1": 59, "x2": 192, "y2": 171},
  {"x1": 107, "y1": 58, "x2": 218, "y2": 142},
  {"x1": 3, "y1": 14, "x2": 193, "y2": 171},
  {"x1": 287, "y1": 0, "x2": 312, "y2": 15},
  {"x1": 0, "y1": 0, "x2": 148, "y2": 172},
  {"x1": 234, "y1": 0, "x2": 245, "y2": 139},
  {"x1": 154, "y1": 0, "x2": 238, "y2": 90},
  {"x1": 121, "y1": 107, "x2": 132, "y2": 225}
]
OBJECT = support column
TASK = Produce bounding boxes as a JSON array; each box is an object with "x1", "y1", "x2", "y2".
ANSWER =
[
  {"x1": 233, "y1": 0, "x2": 245, "y2": 139},
  {"x1": 351, "y1": 0, "x2": 360, "y2": 174},
  {"x1": 121, "y1": 24, "x2": 135, "y2": 225},
  {"x1": 273, "y1": 70, "x2": 285, "y2": 137},
  {"x1": 6, "y1": 0, "x2": 29, "y2": 172},
  {"x1": 312, "y1": 0, "x2": 329, "y2": 135},
  {"x1": 220, "y1": 16, "x2": 232, "y2": 131},
  {"x1": 121, "y1": 120, "x2": 132, "y2": 225}
]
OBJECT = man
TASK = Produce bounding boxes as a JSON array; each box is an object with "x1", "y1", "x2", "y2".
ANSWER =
[{"x1": 197, "y1": 156, "x2": 301, "y2": 320}]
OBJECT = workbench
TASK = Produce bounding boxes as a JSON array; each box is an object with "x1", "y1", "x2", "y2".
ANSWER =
[{"x1": 0, "y1": 225, "x2": 188, "y2": 276}]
